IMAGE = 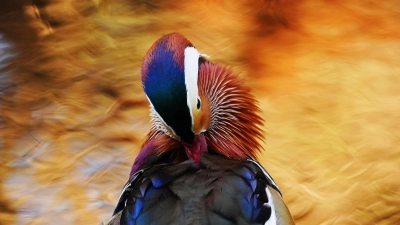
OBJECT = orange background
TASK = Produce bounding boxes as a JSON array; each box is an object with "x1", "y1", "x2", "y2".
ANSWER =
[{"x1": 1, "y1": 0, "x2": 399, "y2": 224}]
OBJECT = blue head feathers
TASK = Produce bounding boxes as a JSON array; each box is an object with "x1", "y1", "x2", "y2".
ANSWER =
[{"x1": 141, "y1": 33, "x2": 196, "y2": 143}]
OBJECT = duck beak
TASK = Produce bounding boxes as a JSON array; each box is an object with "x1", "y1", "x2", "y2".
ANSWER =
[{"x1": 182, "y1": 134, "x2": 207, "y2": 163}]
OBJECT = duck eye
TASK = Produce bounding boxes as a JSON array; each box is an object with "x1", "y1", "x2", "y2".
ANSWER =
[{"x1": 196, "y1": 97, "x2": 201, "y2": 110}]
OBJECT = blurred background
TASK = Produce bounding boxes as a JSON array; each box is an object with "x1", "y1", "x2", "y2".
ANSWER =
[{"x1": 1, "y1": 0, "x2": 399, "y2": 224}]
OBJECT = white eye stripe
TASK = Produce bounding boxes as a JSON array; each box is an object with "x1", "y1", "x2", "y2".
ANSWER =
[{"x1": 184, "y1": 47, "x2": 201, "y2": 127}]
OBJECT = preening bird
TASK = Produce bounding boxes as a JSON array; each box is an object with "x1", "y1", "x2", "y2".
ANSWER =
[{"x1": 107, "y1": 33, "x2": 294, "y2": 225}]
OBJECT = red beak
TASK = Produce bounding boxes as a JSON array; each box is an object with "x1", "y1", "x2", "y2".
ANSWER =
[{"x1": 182, "y1": 133, "x2": 207, "y2": 164}]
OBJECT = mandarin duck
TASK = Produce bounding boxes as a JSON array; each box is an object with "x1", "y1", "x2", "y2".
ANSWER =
[{"x1": 107, "y1": 33, "x2": 294, "y2": 225}]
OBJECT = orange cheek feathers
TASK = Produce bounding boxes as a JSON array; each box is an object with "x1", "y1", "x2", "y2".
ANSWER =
[{"x1": 192, "y1": 96, "x2": 211, "y2": 135}]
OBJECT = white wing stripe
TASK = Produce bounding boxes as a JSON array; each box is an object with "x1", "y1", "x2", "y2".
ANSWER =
[
  {"x1": 247, "y1": 159, "x2": 281, "y2": 196},
  {"x1": 264, "y1": 186, "x2": 277, "y2": 225}
]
